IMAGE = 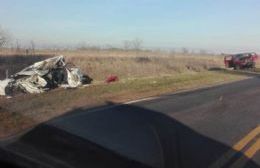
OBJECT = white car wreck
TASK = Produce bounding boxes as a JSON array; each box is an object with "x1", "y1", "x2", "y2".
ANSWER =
[{"x1": 0, "y1": 55, "x2": 92, "y2": 96}]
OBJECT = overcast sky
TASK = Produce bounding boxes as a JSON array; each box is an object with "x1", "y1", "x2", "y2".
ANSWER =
[{"x1": 1, "y1": 0, "x2": 260, "y2": 52}]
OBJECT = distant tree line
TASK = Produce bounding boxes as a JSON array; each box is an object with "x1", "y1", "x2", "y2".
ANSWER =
[
  {"x1": 123, "y1": 38, "x2": 143, "y2": 51},
  {"x1": 0, "y1": 25, "x2": 213, "y2": 56}
]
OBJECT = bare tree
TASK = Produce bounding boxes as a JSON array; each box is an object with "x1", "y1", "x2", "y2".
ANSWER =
[
  {"x1": 15, "y1": 39, "x2": 21, "y2": 52},
  {"x1": 0, "y1": 26, "x2": 10, "y2": 49},
  {"x1": 181, "y1": 47, "x2": 189, "y2": 55},
  {"x1": 132, "y1": 38, "x2": 143, "y2": 51},
  {"x1": 30, "y1": 40, "x2": 36, "y2": 54},
  {"x1": 123, "y1": 40, "x2": 131, "y2": 50}
]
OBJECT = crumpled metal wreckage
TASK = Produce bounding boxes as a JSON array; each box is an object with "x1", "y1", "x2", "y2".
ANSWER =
[{"x1": 0, "y1": 55, "x2": 92, "y2": 96}]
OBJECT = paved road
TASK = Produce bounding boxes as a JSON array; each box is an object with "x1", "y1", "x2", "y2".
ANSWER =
[{"x1": 1, "y1": 77, "x2": 260, "y2": 168}]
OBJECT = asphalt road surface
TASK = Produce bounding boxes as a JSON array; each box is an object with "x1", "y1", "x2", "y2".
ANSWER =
[{"x1": 1, "y1": 77, "x2": 260, "y2": 168}]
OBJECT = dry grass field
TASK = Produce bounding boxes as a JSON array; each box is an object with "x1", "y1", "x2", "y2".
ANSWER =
[{"x1": 0, "y1": 49, "x2": 224, "y2": 80}]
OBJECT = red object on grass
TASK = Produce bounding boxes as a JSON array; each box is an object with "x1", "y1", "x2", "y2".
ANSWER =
[{"x1": 105, "y1": 75, "x2": 119, "y2": 83}]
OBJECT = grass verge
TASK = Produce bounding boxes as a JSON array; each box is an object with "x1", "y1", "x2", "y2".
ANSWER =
[{"x1": 0, "y1": 71, "x2": 247, "y2": 138}]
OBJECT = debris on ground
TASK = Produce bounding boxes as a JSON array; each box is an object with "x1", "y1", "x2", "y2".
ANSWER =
[
  {"x1": 105, "y1": 75, "x2": 119, "y2": 83},
  {"x1": 0, "y1": 55, "x2": 92, "y2": 96}
]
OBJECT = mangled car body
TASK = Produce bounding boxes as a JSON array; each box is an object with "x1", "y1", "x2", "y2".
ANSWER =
[{"x1": 0, "y1": 55, "x2": 92, "y2": 96}]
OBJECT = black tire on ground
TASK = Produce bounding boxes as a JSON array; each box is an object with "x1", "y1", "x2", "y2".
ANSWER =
[
  {"x1": 251, "y1": 62, "x2": 256, "y2": 71},
  {"x1": 252, "y1": 62, "x2": 256, "y2": 68}
]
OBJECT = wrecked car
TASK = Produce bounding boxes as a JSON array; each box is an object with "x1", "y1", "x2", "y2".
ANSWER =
[
  {"x1": 0, "y1": 55, "x2": 92, "y2": 96},
  {"x1": 224, "y1": 52, "x2": 258, "y2": 70}
]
